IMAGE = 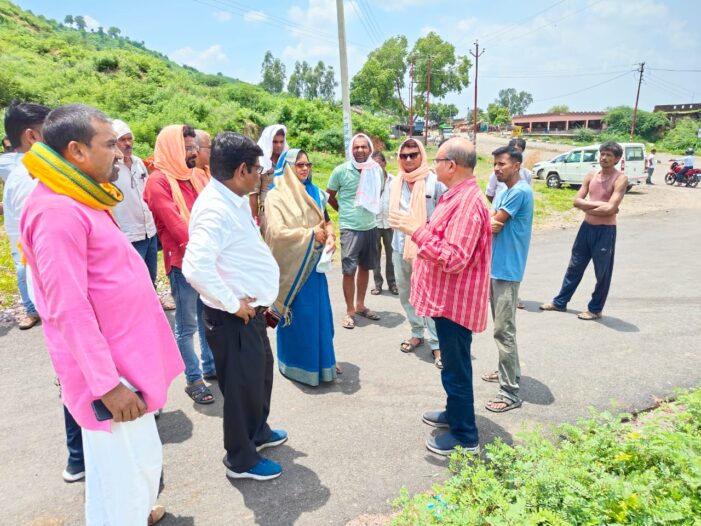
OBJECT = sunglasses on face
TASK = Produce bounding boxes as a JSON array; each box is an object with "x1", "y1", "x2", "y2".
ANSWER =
[
  {"x1": 399, "y1": 152, "x2": 420, "y2": 161},
  {"x1": 294, "y1": 162, "x2": 313, "y2": 169}
]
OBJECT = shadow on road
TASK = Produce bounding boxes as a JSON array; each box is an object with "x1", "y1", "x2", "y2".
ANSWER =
[
  {"x1": 518, "y1": 300, "x2": 545, "y2": 313},
  {"x1": 520, "y1": 376, "x2": 555, "y2": 406},
  {"x1": 161, "y1": 514, "x2": 195, "y2": 525},
  {"x1": 597, "y1": 315, "x2": 639, "y2": 333},
  {"x1": 289, "y1": 361, "x2": 361, "y2": 396},
  {"x1": 229, "y1": 446, "x2": 330, "y2": 525},
  {"x1": 158, "y1": 409, "x2": 194, "y2": 444},
  {"x1": 355, "y1": 310, "x2": 405, "y2": 329}
]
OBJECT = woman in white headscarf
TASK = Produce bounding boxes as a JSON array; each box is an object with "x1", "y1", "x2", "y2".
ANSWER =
[{"x1": 250, "y1": 124, "x2": 288, "y2": 229}]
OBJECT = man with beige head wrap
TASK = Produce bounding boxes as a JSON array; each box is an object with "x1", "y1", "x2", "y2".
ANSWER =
[{"x1": 144, "y1": 124, "x2": 217, "y2": 405}]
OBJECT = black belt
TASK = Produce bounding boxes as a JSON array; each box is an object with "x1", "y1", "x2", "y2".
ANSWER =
[{"x1": 255, "y1": 306, "x2": 268, "y2": 315}]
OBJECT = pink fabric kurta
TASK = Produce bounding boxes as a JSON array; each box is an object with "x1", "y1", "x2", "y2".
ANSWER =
[{"x1": 20, "y1": 183, "x2": 184, "y2": 431}]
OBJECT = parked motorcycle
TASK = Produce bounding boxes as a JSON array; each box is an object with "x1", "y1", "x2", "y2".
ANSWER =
[{"x1": 665, "y1": 161, "x2": 700, "y2": 187}]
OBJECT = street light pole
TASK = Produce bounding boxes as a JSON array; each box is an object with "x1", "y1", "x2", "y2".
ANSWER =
[{"x1": 469, "y1": 40, "x2": 485, "y2": 146}]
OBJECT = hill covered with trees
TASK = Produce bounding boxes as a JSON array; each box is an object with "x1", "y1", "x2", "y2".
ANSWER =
[{"x1": 0, "y1": 0, "x2": 390, "y2": 156}]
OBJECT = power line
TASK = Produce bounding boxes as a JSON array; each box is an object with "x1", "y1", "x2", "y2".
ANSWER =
[
  {"x1": 481, "y1": 68, "x2": 632, "y2": 79},
  {"x1": 479, "y1": 0, "x2": 567, "y2": 44},
  {"x1": 644, "y1": 77, "x2": 695, "y2": 101},
  {"x1": 534, "y1": 70, "x2": 634, "y2": 102},
  {"x1": 489, "y1": 0, "x2": 607, "y2": 49},
  {"x1": 645, "y1": 72, "x2": 696, "y2": 98},
  {"x1": 648, "y1": 67, "x2": 701, "y2": 73},
  {"x1": 358, "y1": 0, "x2": 386, "y2": 43},
  {"x1": 350, "y1": 1, "x2": 381, "y2": 46}
]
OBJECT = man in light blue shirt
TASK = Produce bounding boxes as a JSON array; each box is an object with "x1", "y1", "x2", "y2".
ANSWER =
[
  {"x1": 675, "y1": 148, "x2": 695, "y2": 185},
  {"x1": 483, "y1": 146, "x2": 534, "y2": 413}
]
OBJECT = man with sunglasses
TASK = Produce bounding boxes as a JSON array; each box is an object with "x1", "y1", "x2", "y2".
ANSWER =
[
  {"x1": 111, "y1": 119, "x2": 159, "y2": 286},
  {"x1": 390, "y1": 137, "x2": 491, "y2": 456},
  {"x1": 390, "y1": 138, "x2": 446, "y2": 368}
]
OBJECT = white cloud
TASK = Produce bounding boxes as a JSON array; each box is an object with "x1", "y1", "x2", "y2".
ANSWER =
[
  {"x1": 212, "y1": 10, "x2": 232, "y2": 22},
  {"x1": 170, "y1": 45, "x2": 229, "y2": 72},
  {"x1": 83, "y1": 15, "x2": 100, "y2": 31},
  {"x1": 243, "y1": 10, "x2": 267, "y2": 23}
]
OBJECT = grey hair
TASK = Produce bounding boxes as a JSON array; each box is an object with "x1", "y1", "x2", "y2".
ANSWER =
[{"x1": 442, "y1": 139, "x2": 477, "y2": 169}]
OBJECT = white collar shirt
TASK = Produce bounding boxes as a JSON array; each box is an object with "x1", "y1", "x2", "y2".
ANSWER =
[
  {"x1": 3, "y1": 154, "x2": 37, "y2": 251},
  {"x1": 183, "y1": 178, "x2": 280, "y2": 314},
  {"x1": 0, "y1": 152, "x2": 21, "y2": 183},
  {"x1": 111, "y1": 156, "x2": 157, "y2": 242}
]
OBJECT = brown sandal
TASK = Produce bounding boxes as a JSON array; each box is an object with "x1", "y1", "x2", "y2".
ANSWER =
[{"x1": 481, "y1": 371, "x2": 499, "y2": 383}]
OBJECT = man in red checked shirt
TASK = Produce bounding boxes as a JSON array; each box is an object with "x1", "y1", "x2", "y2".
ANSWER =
[{"x1": 390, "y1": 137, "x2": 491, "y2": 456}]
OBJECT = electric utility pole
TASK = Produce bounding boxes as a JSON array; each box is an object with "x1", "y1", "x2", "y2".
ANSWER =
[
  {"x1": 424, "y1": 56, "x2": 432, "y2": 145},
  {"x1": 336, "y1": 0, "x2": 352, "y2": 158},
  {"x1": 408, "y1": 61, "x2": 415, "y2": 136},
  {"x1": 630, "y1": 62, "x2": 645, "y2": 140},
  {"x1": 469, "y1": 40, "x2": 485, "y2": 146}
]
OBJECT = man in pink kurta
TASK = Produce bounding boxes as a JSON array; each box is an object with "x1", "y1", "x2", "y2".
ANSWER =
[{"x1": 19, "y1": 104, "x2": 183, "y2": 525}]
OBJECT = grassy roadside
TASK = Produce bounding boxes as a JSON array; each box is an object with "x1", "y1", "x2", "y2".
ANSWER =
[
  {"x1": 0, "y1": 148, "x2": 578, "y2": 310},
  {"x1": 392, "y1": 387, "x2": 701, "y2": 525}
]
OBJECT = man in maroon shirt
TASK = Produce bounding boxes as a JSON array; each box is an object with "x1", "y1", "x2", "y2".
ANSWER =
[
  {"x1": 390, "y1": 137, "x2": 491, "y2": 456},
  {"x1": 144, "y1": 124, "x2": 216, "y2": 405}
]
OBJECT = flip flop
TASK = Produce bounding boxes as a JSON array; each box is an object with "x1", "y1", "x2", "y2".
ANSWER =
[
  {"x1": 356, "y1": 308, "x2": 381, "y2": 321},
  {"x1": 485, "y1": 396, "x2": 522, "y2": 413},
  {"x1": 342, "y1": 314, "x2": 355, "y2": 329},
  {"x1": 431, "y1": 349, "x2": 443, "y2": 370},
  {"x1": 400, "y1": 338, "x2": 424, "y2": 353},
  {"x1": 370, "y1": 287, "x2": 382, "y2": 295},
  {"x1": 389, "y1": 285, "x2": 399, "y2": 295},
  {"x1": 481, "y1": 371, "x2": 499, "y2": 383},
  {"x1": 578, "y1": 311, "x2": 602, "y2": 320}
]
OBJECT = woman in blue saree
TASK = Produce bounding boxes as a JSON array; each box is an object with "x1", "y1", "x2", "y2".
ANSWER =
[{"x1": 264, "y1": 149, "x2": 339, "y2": 386}]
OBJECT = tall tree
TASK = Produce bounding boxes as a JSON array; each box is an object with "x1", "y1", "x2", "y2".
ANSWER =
[
  {"x1": 495, "y1": 88, "x2": 533, "y2": 116},
  {"x1": 409, "y1": 32, "x2": 471, "y2": 118},
  {"x1": 350, "y1": 36, "x2": 409, "y2": 114},
  {"x1": 429, "y1": 102, "x2": 459, "y2": 124},
  {"x1": 107, "y1": 26, "x2": 121, "y2": 38},
  {"x1": 259, "y1": 51, "x2": 286, "y2": 94},
  {"x1": 63, "y1": 15, "x2": 74, "y2": 26},
  {"x1": 319, "y1": 65, "x2": 337, "y2": 101},
  {"x1": 74, "y1": 15, "x2": 86, "y2": 31},
  {"x1": 487, "y1": 103, "x2": 510, "y2": 127}
]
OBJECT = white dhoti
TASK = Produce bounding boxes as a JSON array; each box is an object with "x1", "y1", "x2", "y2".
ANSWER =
[{"x1": 82, "y1": 413, "x2": 162, "y2": 525}]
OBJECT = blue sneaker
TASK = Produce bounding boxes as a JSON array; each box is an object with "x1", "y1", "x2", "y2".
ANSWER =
[
  {"x1": 256, "y1": 429, "x2": 288, "y2": 451},
  {"x1": 224, "y1": 456, "x2": 282, "y2": 481},
  {"x1": 422, "y1": 410, "x2": 449, "y2": 429},
  {"x1": 426, "y1": 432, "x2": 479, "y2": 456}
]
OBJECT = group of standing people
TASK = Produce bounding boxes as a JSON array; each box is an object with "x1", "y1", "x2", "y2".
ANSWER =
[{"x1": 2, "y1": 96, "x2": 629, "y2": 524}]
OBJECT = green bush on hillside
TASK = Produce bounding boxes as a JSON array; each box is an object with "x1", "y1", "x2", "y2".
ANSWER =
[
  {"x1": 657, "y1": 118, "x2": 701, "y2": 154},
  {"x1": 393, "y1": 387, "x2": 701, "y2": 525},
  {"x1": 0, "y1": 0, "x2": 393, "y2": 156}
]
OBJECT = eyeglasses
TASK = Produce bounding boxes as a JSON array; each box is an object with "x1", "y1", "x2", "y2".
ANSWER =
[
  {"x1": 294, "y1": 162, "x2": 313, "y2": 169},
  {"x1": 185, "y1": 145, "x2": 199, "y2": 153},
  {"x1": 248, "y1": 164, "x2": 264, "y2": 175},
  {"x1": 432, "y1": 157, "x2": 454, "y2": 166},
  {"x1": 399, "y1": 152, "x2": 420, "y2": 161}
]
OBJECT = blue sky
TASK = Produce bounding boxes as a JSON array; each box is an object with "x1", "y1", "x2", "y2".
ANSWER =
[{"x1": 15, "y1": 0, "x2": 701, "y2": 116}]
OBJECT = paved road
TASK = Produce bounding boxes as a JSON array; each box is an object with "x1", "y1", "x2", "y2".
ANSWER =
[{"x1": 2, "y1": 207, "x2": 700, "y2": 526}]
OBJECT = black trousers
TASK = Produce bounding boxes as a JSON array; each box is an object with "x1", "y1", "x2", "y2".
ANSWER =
[{"x1": 203, "y1": 307, "x2": 273, "y2": 472}]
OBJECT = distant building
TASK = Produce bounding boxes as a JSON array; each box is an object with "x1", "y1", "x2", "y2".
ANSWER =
[
  {"x1": 653, "y1": 103, "x2": 701, "y2": 125},
  {"x1": 511, "y1": 111, "x2": 606, "y2": 134}
]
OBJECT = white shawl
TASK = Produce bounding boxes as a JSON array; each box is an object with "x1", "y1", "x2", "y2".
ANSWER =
[
  {"x1": 350, "y1": 133, "x2": 382, "y2": 215},
  {"x1": 257, "y1": 124, "x2": 289, "y2": 171}
]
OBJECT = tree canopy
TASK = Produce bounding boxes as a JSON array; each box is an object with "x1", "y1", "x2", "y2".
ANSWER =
[
  {"x1": 547, "y1": 104, "x2": 570, "y2": 113},
  {"x1": 604, "y1": 106, "x2": 669, "y2": 141},
  {"x1": 494, "y1": 88, "x2": 533, "y2": 116},
  {"x1": 260, "y1": 51, "x2": 286, "y2": 94}
]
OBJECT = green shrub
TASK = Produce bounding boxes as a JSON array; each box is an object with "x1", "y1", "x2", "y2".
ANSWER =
[
  {"x1": 393, "y1": 387, "x2": 701, "y2": 525},
  {"x1": 310, "y1": 128, "x2": 345, "y2": 154},
  {"x1": 573, "y1": 127, "x2": 594, "y2": 143},
  {"x1": 94, "y1": 55, "x2": 119, "y2": 73},
  {"x1": 657, "y1": 119, "x2": 701, "y2": 154}
]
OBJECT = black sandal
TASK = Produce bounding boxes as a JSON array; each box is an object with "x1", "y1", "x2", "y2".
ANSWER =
[
  {"x1": 400, "y1": 338, "x2": 423, "y2": 353},
  {"x1": 185, "y1": 381, "x2": 215, "y2": 405}
]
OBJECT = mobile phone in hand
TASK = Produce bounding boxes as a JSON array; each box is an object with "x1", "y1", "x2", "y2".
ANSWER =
[{"x1": 91, "y1": 390, "x2": 145, "y2": 421}]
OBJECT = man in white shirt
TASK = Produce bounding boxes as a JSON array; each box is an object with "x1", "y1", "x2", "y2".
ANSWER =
[
  {"x1": 2, "y1": 100, "x2": 51, "y2": 330},
  {"x1": 370, "y1": 151, "x2": 397, "y2": 296},
  {"x1": 183, "y1": 131, "x2": 287, "y2": 482},
  {"x1": 645, "y1": 148, "x2": 657, "y2": 185},
  {"x1": 111, "y1": 119, "x2": 159, "y2": 284},
  {"x1": 1, "y1": 135, "x2": 20, "y2": 183},
  {"x1": 486, "y1": 138, "x2": 533, "y2": 203}
]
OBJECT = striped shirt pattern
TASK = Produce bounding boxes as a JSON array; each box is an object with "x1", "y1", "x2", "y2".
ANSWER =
[{"x1": 409, "y1": 177, "x2": 491, "y2": 332}]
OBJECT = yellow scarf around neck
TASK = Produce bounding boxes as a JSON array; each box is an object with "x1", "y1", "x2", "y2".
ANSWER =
[{"x1": 22, "y1": 142, "x2": 123, "y2": 210}]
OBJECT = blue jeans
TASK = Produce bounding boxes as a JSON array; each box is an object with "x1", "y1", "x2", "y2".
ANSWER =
[
  {"x1": 11, "y1": 247, "x2": 37, "y2": 316},
  {"x1": 168, "y1": 267, "x2": 216, "y2": 384},
  {"x1": 433, "y1": 317, "x2": 478, "y2": 447},
  {"x1": 63, "y1": 405, "x2": 84, "y2": 472},
  {"x1": 553, "y1": 222, "x2": 616, "y2": 314},
  {"x1": 131, "y1": 235, "x2": 158, "y2": 285}
]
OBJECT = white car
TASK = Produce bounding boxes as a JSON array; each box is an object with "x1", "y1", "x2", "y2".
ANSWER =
[
  {"x1": 541, "y1": 143, "x2": 646, "y2": 191},
  {"x1": 533, "y1": 153, "x2": 567, "y2": 180}
]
